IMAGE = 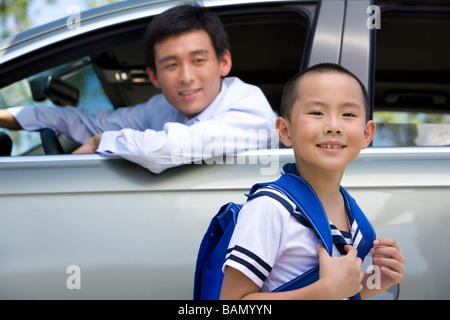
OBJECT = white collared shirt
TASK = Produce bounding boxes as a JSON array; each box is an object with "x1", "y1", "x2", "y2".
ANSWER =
[{"x1": 9, "y1": 77, "x2": 278, "y2": 173}]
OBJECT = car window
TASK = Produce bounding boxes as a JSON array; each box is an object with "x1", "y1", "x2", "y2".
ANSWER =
[
  {"x1": 0, "y1": 5, "x2": 313, "y2": 156},
  {"x1": 0, "y1": 58, "x2": 114, "y2": 155},
  {"x1": 223, "y1": 10, "x2": 310, "y2": 114},
  {"x1": 372, "y1": 7, "x2": 450, "y2": 147},
  {"x1": 0, "y1": 79, "x2": 43, "y2": 155}
]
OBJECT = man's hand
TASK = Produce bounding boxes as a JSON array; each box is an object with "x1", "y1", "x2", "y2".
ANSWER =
[{"x1": 73, "y1": 133, "x2": 102, "y2": 154}]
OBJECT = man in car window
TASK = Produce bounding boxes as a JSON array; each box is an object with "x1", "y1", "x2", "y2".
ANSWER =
[{"x1": 0, "y1": 4, "x2": 277, "y2": 173}]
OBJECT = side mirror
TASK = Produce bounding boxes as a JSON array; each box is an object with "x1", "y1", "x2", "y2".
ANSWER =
[
  {"x1": 29, "y1": 76, "x2": 79, "y2": 107},
  {"x1": 0, "y1": 131, "x2": 12, "y2": 156}
]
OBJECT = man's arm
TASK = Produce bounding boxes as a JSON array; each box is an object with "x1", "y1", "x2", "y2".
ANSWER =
[
  {"x1": 6, "y1": 104, "x2": 152, "y2": 145},
  {"x1": 0, "y1": 109, "x2": 22, "y2": 130},
  {"x1": 90, "y1": 106, "x2": 277, "y2": 174}
]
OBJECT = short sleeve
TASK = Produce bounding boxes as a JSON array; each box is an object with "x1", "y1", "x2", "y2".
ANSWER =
[{"x1": 222, "y1": 196, "x2": 286, "y2": 288}]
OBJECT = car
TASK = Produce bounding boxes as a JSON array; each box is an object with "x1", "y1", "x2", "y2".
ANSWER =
[{"x1": 0, "y1": 0, "x2": 449, "y2": 299}]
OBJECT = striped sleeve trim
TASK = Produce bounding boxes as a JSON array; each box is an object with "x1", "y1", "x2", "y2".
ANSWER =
[{"x1": 225, "y1": 245, "x2": 272, "y2": 283}]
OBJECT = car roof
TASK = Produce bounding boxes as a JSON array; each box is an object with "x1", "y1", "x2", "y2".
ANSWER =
[{"x1": 0, "y1": 0, "x2": 301, "y2": 64}]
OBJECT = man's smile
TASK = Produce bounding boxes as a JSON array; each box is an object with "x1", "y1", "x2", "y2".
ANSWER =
[{"x1": 179, "y1": 88, "x2": 201, "y2": 98}]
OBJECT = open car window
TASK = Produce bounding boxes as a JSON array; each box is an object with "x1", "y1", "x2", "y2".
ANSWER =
[
  {"x1": 0, "y1": 58, "x2": 113, "y2": 155},
  {"x1": 372, "y1": 5, "x2": 450, "y2": 147},
  {"x1": 0, "y1": 4, "x2": 313, "y2": 156}
]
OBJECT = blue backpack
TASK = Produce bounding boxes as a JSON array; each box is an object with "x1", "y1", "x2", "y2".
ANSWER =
[{"x1": 193, "y1": 172, "x2": 376, "y2": 300}]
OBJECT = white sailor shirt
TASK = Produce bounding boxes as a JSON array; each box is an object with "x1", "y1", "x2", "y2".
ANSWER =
[{"x1": 222, "y1": 186, "x2": 357, "y2": 293}]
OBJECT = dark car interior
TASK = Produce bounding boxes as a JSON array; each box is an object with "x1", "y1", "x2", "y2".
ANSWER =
[
  {"x1": 374, "y1": 4, "x2": 450, "y2": 114},
  {"x1": 90, "y1": 7, "x2": 311, "y2": 116},
  {"x1": 372, "y1": 1, "x2": 450, "y2": 146},
  {"x1": 27, "y1": 5, "x2": 312, "y2": 114}
]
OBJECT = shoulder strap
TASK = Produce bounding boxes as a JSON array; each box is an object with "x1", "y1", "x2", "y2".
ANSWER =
[
  {"x1": 249, "y1": 173, "x2": 334, "y2": 255},
  {"x1": 339, "y1": 186, "x2": 376, "y2": 259},
  {"x1": 248, "y1": 173, "x2": 375, "y2": 297}
]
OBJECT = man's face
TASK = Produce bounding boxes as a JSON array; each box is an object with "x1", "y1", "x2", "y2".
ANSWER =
[{"x1": 147, "y1": 29, "x2": 232, "y2": 119}]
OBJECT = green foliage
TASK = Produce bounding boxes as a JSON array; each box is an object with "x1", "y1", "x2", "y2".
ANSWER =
[
  {"x1": 0, "y1": 0, "x2": 119, "y2": 38},
  {"x1": 0, "y1": 0, "x2": 56, "y2": 37}
]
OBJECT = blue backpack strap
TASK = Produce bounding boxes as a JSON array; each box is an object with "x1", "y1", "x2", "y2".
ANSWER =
[
  {"x1": 253, "y1": 174, "x2": 375, "y2": 299},
  {"x1": 247, "y1": 183, "x2": 312, "y2": 230},
  {"x1": 267, "y1": 174, "x2": 334, "y2": 255},
  {"x1": 254, "y1": 174, "x2": 332, "y2": 294},
  {"x1": 340, "y1": 186, "x2": 376, "y2": 259}
]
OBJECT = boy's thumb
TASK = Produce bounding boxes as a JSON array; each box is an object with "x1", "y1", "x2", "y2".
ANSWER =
[{"x1": 316, "y1": 243, "x2": 328, "y2": 259}]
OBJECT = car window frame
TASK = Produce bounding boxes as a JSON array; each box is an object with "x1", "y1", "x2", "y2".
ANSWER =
[{"x1": 0, "y1": 1, "x2": 320, "y2": 158}]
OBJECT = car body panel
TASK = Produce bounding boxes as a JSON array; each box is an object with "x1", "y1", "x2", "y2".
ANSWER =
[{"x1": 1, "y1": 147, "x2": 450, "y2": 299}]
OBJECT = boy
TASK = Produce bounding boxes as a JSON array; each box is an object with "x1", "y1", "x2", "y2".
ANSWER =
[
  {"x1": 0, "y1": 5, "x2": 277, "y2": 173},
  {"x1": 220, "y1": 63, "x2": 405, "y2": 300}
]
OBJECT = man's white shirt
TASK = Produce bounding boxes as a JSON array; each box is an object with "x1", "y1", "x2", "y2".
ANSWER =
[{"x1": 9, "y1": 77, "x2": 277, "y2": 173}]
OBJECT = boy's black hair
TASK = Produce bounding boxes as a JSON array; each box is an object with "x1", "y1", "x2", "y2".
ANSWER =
[
  {"x1": 280, "y1": 63, "x2": 370, "y2": 121},
  {"x1": 142, "y1": 4, "x2": 230, "y2": 72}
]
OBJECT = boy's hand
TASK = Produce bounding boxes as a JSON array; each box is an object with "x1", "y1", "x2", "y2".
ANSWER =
[
  {"x1": 370, "y1": 238, "x2": 405, "y2": 291},
  {"x1": 317, "y1": 244, "x2": 364, "y2": 299}
]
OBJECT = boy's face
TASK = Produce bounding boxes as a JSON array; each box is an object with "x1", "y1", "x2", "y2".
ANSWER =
[
  {"x1": 147, "y1": 29, "x2": 232, "y2": 119},
  {"x1": 277, "y1": 72, "x2": 375, "y2": 175}
]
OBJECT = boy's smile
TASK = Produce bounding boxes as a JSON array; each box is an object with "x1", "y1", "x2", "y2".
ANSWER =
[
  {"x1": 147, "y1": 29, "x2": 232, "y2": 119},
  {"x1": 277, "y1": 72, "x2": 375, "y2": 177},
  {"x1": 317, "y1": 141, "x2": 345, "y2": 152}
]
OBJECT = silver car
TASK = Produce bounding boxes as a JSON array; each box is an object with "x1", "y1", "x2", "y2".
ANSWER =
[{"x1": 0, "y1": 0, "x2": 449, "y2": 299}]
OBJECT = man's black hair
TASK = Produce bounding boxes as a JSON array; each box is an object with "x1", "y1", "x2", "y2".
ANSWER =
[{"x1": 142, "y1": 4, "x2": 230, "y2": 72}]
